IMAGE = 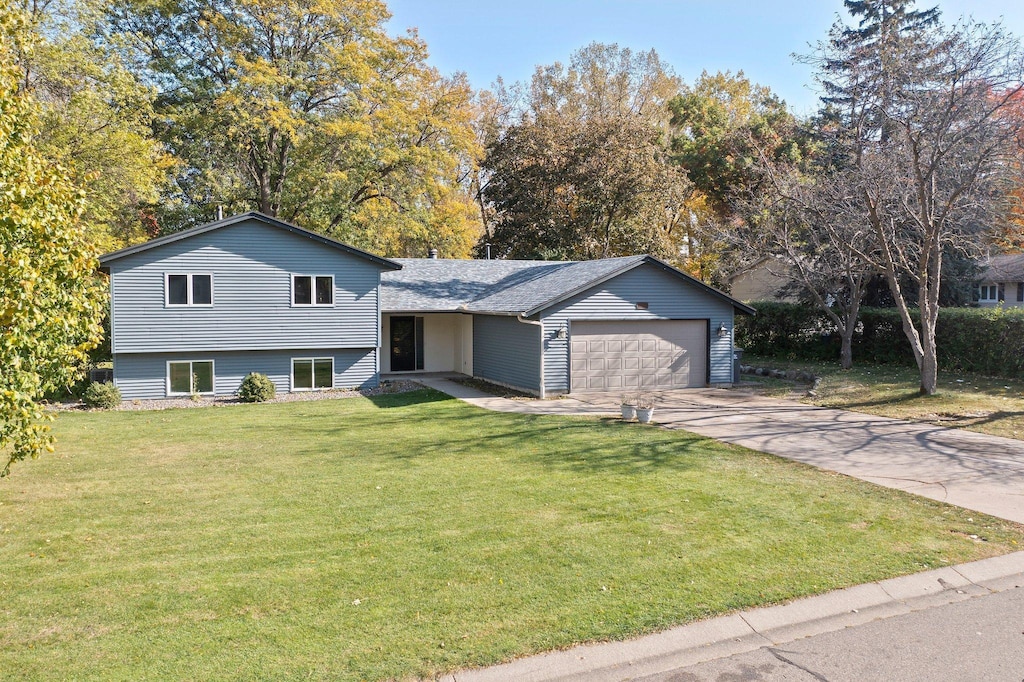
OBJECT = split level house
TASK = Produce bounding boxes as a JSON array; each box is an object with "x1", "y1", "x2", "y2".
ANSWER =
[{"x1": 98, "y1": 212, "x2": 755, "y2": 400}]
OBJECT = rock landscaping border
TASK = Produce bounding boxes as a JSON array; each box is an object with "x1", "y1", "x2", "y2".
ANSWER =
[{"x1": 740, "y1": 364, "x2": 823, "y2": 395}]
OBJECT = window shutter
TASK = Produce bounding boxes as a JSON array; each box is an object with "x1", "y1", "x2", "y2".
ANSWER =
[
  {"x1": 1017, "y1": 283, "x2": 1024, "y2": 302},
  {"x1": 999, "y1": 283, "x2": 1005, "y2": 302}
]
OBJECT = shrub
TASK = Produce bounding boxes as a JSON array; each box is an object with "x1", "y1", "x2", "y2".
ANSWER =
[
  {"x1": 82, "y1": 382, "x2": 122, "y2": 409},
  {"x1": 238, "y1": 372, "x2": 276, "y2": 403},
  {"x1": 737, "y1": 301, "x2": 1024, "y2": 378}
]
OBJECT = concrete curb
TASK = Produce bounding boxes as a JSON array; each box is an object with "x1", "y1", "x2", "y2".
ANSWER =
[{"x1": 439, "y1": 551, "x2": 1024, "y2": 682}]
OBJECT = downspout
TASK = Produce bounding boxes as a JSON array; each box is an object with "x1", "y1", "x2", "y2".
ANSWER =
[{"x1": 517, "y1": 313, "x2": 545, "y2": 399}]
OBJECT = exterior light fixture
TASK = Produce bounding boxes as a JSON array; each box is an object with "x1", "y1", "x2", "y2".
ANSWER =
[
  {"x1": 717, "y1": 322, "x2": 729, "y2": 338},
  {"x1": 555, "y1": 326, "x2": 568, "y2": 340}
]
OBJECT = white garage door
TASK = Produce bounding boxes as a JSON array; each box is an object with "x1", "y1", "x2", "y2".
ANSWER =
[{"x1": 570, "y1": 320, "x2": 707, "y2": 393}]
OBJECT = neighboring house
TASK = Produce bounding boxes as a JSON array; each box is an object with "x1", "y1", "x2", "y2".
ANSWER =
[
  {"x1": 100, "y1": 212, "x2": 754, "y2": 399},
  {"x1": 976, "y1": 254, "x2": 1024, "y2": 307},
  {"x1": 726, "y1": 256, "x2": 801, "y2": 303}
]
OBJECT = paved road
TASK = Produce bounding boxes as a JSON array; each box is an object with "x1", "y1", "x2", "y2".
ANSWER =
[
  {"x1": 580, "y1": 389, "x2": 1024, "y2": 525},
  {"x1": 638, "y1": 587, "x2": 1024, "y2": 682}
]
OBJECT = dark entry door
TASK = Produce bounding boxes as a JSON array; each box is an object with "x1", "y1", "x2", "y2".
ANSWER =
[{"x1": 390, "y1": 316, "x2": 419, "y2": 371}]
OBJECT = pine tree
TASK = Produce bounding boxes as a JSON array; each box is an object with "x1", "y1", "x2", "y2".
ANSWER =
[{"x1": 820, "y1": 0, "x2": 941, "y2": 142}]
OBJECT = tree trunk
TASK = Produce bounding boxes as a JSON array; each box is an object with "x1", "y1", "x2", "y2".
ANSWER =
[
  {"x1": 917, "y1": 291, "x2": 940, "y2": 395},
  {"x1": 839, "y1": 326, "x2": 854, "y2": 370},
  {"x1": 919, "y1": 337, "x2": 938, "y2": 395}
]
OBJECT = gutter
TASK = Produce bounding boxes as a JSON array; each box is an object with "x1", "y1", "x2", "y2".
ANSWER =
[{"x1": 517, "y1": 313, "x2": 546, "y2": 399}]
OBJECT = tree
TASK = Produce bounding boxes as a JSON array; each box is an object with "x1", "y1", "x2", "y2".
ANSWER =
[
  {"x1": 18, "y1": 0, "x2": 171, "y2": 251},
  {"x1": 478, "y1": 43, "x2": 689, "y2": 261},
  {"x1": 992, "y1": 89, "x2": 1024, "y2": 251},
  {"x1": 483, "y1": 112, "x2": 689, "y2": 259},
  {"x1": 1, "y1": 6, "x2": 106, "y2": 477},
  {"x1": 741, "y1": 141, "x2": 879, "y2": 369},
  {"x1": 109, "y1": 0, "x2": 480, "y2": 256},
  {"x1": 668, "y1": 71, "x2": 806, "y2": 282},
  {"x1": 808, "y1": 1, "x2": 1024, "y2": 394}
]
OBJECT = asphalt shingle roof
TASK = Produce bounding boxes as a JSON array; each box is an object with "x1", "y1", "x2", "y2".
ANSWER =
[
  {"x1": 381, "y1": 258, "x2": 564, "y2": 312},
  {"x1": 379, "y1": 255, "x2": 755, "y2": 317},
  {"x1": 466, "y1": 256, "x2": 645, "y2": 313},
  {"x1": 982, "y1": 254, "x2": 1024, "y2": 283}
]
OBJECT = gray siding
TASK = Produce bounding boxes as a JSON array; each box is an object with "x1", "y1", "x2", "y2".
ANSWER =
[
  {"x1": 539, "y1": 263, "x2": 735, "y2": 392},
  {"x1": 108, "y1": 218, "x2": 382, "y2": 354},
  {"x1": 113, "y1": 348, "x2": 378, "y2": 400},
  {"x1": 472, "y1": 314, "x2": 542, "y2": 393}
]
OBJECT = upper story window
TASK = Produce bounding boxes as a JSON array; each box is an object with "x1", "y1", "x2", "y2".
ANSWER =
[
  {"x1": 292, "y1": 275, "x2": 334, "y2": 306},
  {"x1": 166, "y1": 274, "x2": 213, "y2": 306}
]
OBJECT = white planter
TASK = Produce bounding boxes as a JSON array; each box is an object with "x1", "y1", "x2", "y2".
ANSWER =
[
  {"x1": 620, "y1": 404, "x2": 637, "y2": 421},
  {"x1": 636, "y1": 407, "x2": 654, "y2": 424}
]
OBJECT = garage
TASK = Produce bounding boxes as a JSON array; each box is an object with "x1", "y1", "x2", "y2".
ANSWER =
[{"x1": 569, "y1": 320, "x2": 708, "y2": 392}]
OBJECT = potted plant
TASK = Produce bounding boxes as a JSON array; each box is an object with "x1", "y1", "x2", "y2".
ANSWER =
[
  {"x1": 620, "y1": 393, "x2": 637, "y2": 421},
  {"x1": 636, "y1": 393, "x2": 655, "y2": 424}
]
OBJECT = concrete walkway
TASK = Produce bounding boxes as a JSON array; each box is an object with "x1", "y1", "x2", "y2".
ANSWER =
[{"x1": 413, "y1": 376, "x2": 613, "y2": 417}]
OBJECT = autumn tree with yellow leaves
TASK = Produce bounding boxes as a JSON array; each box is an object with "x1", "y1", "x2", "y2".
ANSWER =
[
  {"x1": 0, "y1": 6, "x2": 105, "y2": 477},
  {"x1": 110, "y1": 0, "x2": 481, "y2": 257}
]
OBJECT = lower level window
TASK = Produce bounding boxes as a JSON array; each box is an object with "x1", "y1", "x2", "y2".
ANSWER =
[
  {"x1": 293, "y1": 358, "x2": 333, "y2": 390},
  {"x1": 168, "y1": 360, "x2": 214, "y2": 395}
]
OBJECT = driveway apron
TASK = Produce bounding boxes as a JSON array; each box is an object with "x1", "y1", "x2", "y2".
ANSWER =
[{"x1": 582, "y1": 389, "x2": 1024, "y2": 525}]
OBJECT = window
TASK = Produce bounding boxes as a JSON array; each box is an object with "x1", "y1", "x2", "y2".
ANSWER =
[
  {"x1": 166, "y1": 274, "x2": 213, "y2": 306},
  {"x1": 979, "y1": 284, "x2": 1000, "y2": 302},
  {"x1": 167, "y1": 360, "x2": 214, "y2": 395},
  {"x1": 292, "y1": 275, "x2": 333, "y2": 306},
  {"x1": 292, "y1": 358, "x2": 333, "y2": 390}
]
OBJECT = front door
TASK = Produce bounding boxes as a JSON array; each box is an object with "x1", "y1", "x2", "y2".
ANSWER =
[{"x1": 390, "y1": 316, "x2": 422, "y2": 372}]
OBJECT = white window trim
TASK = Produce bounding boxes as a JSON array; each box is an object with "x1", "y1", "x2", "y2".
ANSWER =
[
  {"x1": 166, "y1": 360, "x2": 216, "y2": 396},
  {"x1": 165, "y1": 273, "x2": 214, "y2": 307},
  {"x1": 979, "y1": 284, "x2": 999, "y2": 302},
  {"x1": 291, "y1": 357, "x2": 334, "y2": 391},
  {"x1": 291, "y1": 274, "x2": 335, "y2": 307}
]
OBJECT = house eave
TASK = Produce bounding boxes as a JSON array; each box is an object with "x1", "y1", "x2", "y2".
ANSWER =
[{"x1": 98, "y1": 211, "x2": 403, "y2": 271}]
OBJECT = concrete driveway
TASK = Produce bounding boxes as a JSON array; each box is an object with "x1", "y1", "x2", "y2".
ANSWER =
[{"x1": 581, "y1": 389, "x2": 1024, "y2": 525}]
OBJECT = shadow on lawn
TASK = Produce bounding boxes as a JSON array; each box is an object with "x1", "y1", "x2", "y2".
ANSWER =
[
  {"x1": 365, "y1": 388, "x2": 454, "y2": 409},
  {"x1": 352, "y1": 389, "x2": 709, "y2": 475},
  {"x1": 832, "y1": 390, "x2": 928, "y2": 410}
]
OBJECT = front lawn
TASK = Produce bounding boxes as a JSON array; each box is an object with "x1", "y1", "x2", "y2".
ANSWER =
[
  {"x1": 744, "y1": 354, "x2": 1024, "y2": 440},
  {"x1": 1, "y1": 390, "x2": 1021, "y2": 680}
]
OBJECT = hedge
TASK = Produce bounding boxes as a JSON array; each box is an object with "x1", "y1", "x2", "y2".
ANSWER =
[{"x1": 737, "y1": 302, "x2": 1024, "y2": 378}]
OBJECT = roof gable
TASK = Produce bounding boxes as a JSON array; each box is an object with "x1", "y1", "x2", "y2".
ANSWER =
[
  {"x1": 98, "y1": 212, "x2": 401, "y2": 271},
  {"x1": 381, "y1": 255, "x2": 754, "y2": 316}
]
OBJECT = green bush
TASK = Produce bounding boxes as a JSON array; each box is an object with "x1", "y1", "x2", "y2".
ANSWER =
[
  {"x1": 82, "y1": 382, "x2": 122, "y2": 409},
  {"x1": 737, "y1": 302, "x2": 1024, "y2": 378},
  {"x1": 238, "y1": 372, "x2": 276, "y2": 403}
]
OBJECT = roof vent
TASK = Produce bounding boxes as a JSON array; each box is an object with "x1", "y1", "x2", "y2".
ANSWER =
[{"x1": 429, "y1": 248, "x2": 438, "y2": 259}]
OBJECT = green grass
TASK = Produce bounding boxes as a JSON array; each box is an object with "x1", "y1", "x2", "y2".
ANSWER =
[
  {"x1": 744, "y1": 354, "x2": 1024, "y2": 440},
  {"x1": 2, "y1": 390, "x2": 1021, "y2": 680}
]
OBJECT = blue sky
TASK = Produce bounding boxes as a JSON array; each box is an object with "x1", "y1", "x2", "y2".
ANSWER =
[{"x1": 386, "y1": 1, "x2": 1024, "y2": 115}]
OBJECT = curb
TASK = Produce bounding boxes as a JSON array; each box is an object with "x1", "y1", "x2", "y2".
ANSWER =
[{"x1": 440, "y1": 551, "x2": 1024, "y2": 682}]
